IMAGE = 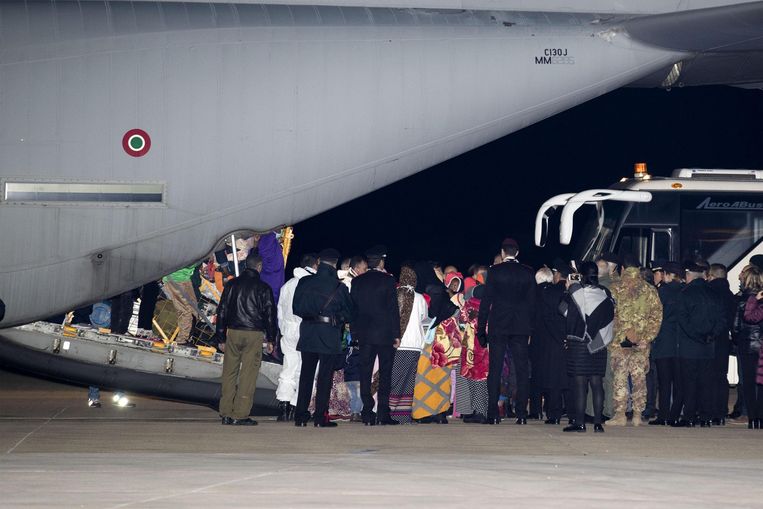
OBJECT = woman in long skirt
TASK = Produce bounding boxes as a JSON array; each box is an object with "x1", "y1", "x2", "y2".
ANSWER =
[
  {"x1": 455, "y1": 285, "x2": 490, "y2": 422},
  {"x1": 389, "y1": 267, "x2": 429, "y2": 423},
  {"x1": 410, "y1": 262, "x2": 460, "y2": 423}
]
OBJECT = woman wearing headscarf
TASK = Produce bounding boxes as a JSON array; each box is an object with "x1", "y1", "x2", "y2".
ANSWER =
[
  {"x1": 455, "y1": 284, "x2": 490, "y2": 422},
  {"x1": 559, "y1": 262, "x2": 615, "y2": 433},
  {"x1": 445, "y1": 272, "x2": 466, "y2": 309},
  {"x1": 388, "y1": 267, "x2": 429, "y2": 423},
  {"x1": 412, "y1": 262, "x2": 461, "y2": 423},
  {"x1": 413, "y1": 261, "x2": 458, "y2": 328}
]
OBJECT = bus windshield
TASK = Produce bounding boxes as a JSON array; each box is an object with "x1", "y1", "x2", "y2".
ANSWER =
[{"x1": 573, "y1": 201, "x2": 628, "y2": 261}]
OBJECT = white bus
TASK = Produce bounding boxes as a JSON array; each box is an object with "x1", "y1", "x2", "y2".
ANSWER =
[{"x1": 535, "y1": 166, "x2": 763, "y2": 288}]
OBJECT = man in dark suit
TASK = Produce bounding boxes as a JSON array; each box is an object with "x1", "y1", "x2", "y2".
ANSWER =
[
  {"x1": 478, "y1": 238, "x2": 536, "y2": 424},
  {"x1": 350, "y1": 245, "x2": 401, "y2": 426},
  {"x1": 292, "y1": 248, "x2": 354, "y2": 428},
  {"x1": 674, "y1": 263, "x2": 724, "y2": 427},
  {"x1": 706, "y1": 263, "x2": 737, "y2": 426}
]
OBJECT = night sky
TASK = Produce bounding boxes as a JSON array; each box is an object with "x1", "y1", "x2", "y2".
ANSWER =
[{"x1": 290, "y1": 86, "x2": 763, "y2": 274}]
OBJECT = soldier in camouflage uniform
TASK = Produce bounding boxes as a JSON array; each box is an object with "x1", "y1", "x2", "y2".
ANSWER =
[{"x1": 608, "y1": 256, "x2": 663, "y2": 426}]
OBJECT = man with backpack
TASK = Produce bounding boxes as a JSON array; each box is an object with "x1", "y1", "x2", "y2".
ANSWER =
[{"x1": 674, "y1": 262, "x2": 726, "y2": 428}]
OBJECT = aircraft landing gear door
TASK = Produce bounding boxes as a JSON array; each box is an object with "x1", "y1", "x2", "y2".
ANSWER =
[{"x1": 616, "y1": 227, "x2": 674, "y2": 266}]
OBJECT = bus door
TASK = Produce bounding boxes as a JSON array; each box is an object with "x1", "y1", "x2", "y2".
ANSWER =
[{"x1": 615, "y1": 227, "x2": 675, "y2": 266}]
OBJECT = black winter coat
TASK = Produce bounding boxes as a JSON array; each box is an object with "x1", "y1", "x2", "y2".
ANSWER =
[
  {"x1": 708, "y1": 278, "x2": 736, "y2": 357},
  {"x1": 532, "y1": 282, "x2": 568, "y2": 389},
  {"x1": 350, "y1": 270, "x2": 401, "y2": 346},
  {"x1": 478, "y1": 259, "x2": 536, "y2": 339},
  {"x1": 293, "y1": 264, "x2": 354, "y2": 355},
  {"x1": 677, "y1": 279, "x2": 719, "y2": 359},
  {"x1": 560, "y1": 284, "x2": 613, "y2": 377},
  {"x1": 215, "y1": 269, "x2": 278, "y2": 341},
  {"x1": 734, "y1": 290, "x2": 762, "y2": 356},
  {"x1": 651, "y1": 281, "x2": 683, "y2": 359}
]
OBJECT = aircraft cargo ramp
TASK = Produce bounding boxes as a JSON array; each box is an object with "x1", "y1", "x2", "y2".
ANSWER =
[{"x1": 0, "y1": 322, "x2": 281, "y2": 413}]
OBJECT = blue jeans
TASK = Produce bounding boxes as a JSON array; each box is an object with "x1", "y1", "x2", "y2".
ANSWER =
[
  {"x1": 346, "y1": 381, "x2": 362, "y2": 413},
  {"x1": 88, "y1": 386, "x2": 100, "y2": 401}
]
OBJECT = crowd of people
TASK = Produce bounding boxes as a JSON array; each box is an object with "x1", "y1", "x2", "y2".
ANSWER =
[{"x1": 213, "y1": 237, "x2": 763, "y2": 431}]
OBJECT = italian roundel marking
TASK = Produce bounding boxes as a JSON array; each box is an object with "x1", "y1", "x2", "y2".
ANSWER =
[{"x1": 122, "y1": 129, "x2": 151, "y2": 157}]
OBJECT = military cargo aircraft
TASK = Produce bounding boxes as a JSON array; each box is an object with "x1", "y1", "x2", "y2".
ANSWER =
[
  {"x1": 0, "y1": 0, "x2": 761, "y2": 408},
  {"x1": 2, "y1": 0, "x2": 763, "y2": 327}
]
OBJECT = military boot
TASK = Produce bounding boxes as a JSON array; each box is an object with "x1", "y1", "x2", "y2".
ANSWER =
[
  {"x1": 608, "y1": 413, "x2": 628, "y2": 426},
  {"x1": 277, "y1": 401, "x2": 290, "y2": 422}
]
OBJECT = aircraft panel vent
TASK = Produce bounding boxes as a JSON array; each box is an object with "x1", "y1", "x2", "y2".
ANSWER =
[{"x1": 1, "y1": 181, "x2": 166, "y2": 205}]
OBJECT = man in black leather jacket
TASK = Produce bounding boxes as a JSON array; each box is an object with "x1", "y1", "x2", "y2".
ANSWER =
[{"x1": 215, "y1": 252, "x2": 278, "y2": 426}]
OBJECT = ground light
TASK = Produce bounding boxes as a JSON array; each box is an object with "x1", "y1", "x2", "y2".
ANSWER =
[{"x1": 112, "y1": 392, "x2": 134, "y2": 408}]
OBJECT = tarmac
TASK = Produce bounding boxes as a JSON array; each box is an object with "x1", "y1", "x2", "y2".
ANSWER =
[{"x1": 1, "y1": 368, "x2": 761, "y2": 509}]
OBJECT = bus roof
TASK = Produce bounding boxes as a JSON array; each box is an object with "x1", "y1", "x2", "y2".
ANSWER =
[{"x1": 611, "y1": 168, "x2": 763, "y2": 192}]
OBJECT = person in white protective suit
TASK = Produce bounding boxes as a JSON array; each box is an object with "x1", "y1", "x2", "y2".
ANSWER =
[{"x1": 275, "y1": 253, "x2": 320, "y2": 421}]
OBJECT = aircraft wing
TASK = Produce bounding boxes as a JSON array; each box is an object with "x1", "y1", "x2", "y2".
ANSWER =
[
  {"x1": 114, "y1": 0, "x2": 758, "y2": 16},
  {"x1": 624, "y1": 1, "x2": 763, "y2": 52},
  {"x1": 623, "y1": 1, "x2": 763, "y2": 87}
]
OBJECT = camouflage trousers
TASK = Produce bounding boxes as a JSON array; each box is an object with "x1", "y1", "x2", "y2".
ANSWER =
[
  {"x1": 164, "y1": 280, "x2": 198, "y2": 344},
  {"x1": 610, "y1": 349, "x2": 650, "y2": 415}
]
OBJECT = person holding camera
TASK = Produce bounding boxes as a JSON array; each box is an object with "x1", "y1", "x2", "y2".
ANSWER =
[
  {"x1": 292, "y1": 248, "x2": 354, "y2": 427},
  {"x1": 533, "y1": 267, "x2": 568, "y2": 424},
  {"x1": 607, "y1": 255, "x2": 663, "y2": 426},
  {"x1": 559, "y1": 262, "x2": 616, "y2": 432}
]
